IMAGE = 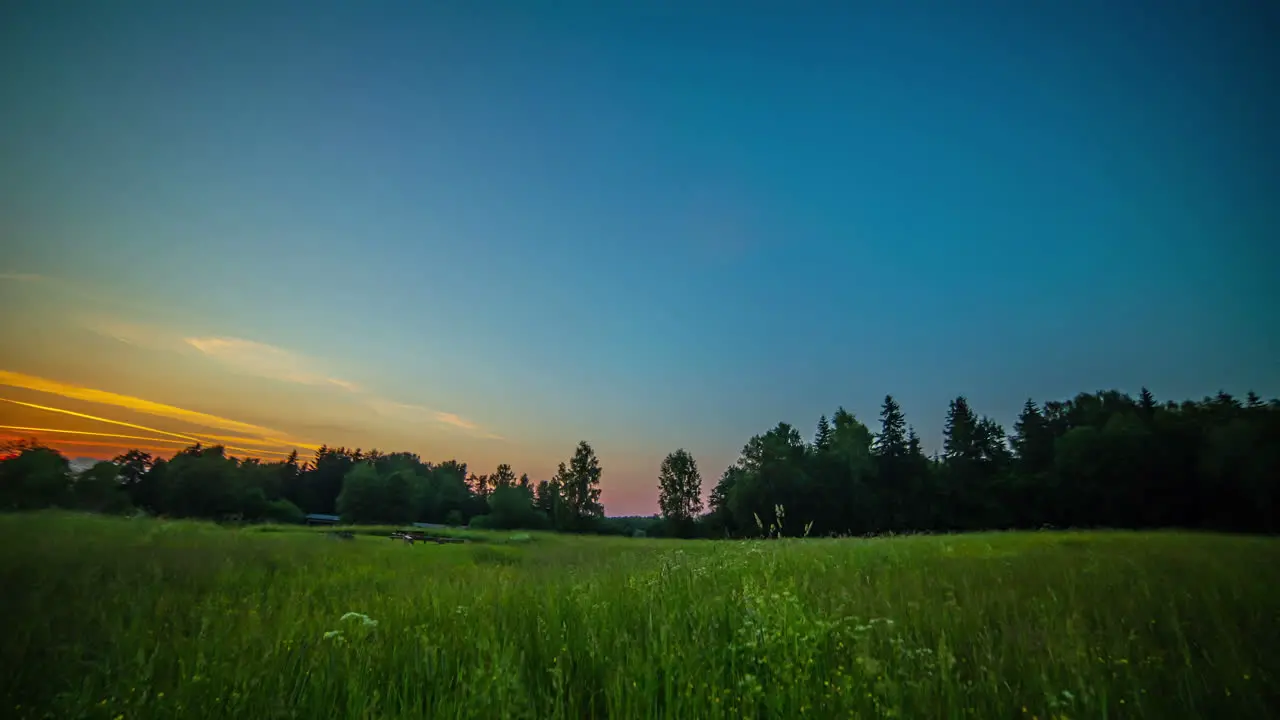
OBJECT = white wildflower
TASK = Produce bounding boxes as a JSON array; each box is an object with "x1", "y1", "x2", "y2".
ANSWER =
[{"x1": 340, "y1": 612, "x2": 378, "y2": 628}]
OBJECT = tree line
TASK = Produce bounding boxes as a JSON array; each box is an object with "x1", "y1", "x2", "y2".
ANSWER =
[
  {"x1": 1, "y1": 387, "x2": 1277, "y2": 537},
  {"x1": 0, "y1": 437, "x2": 616, "y2": 532},
  {"x1": 694, "y1": 389, "x2": 1279, "y2": 538}
]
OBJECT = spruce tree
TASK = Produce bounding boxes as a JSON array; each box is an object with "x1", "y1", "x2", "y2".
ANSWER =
[{"x1": 813, "y1": 415, "x2": 833, "y2": 452}]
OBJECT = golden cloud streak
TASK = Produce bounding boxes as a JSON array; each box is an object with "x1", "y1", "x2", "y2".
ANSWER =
[
  {"x1": 0, "y1": 398, "x2": 203, "y2": 443},
  {"x1": 0, "y1": 424, "x2": 301, "y2": 459},
  {"x1": 0, "y1": 369, "x2": 281, "y2": 437},
  {"x1": 192, "y1": 433, "x2": 322, "y2": 453},
  {"x1": 0, "y1": 425, "x2": 189, "y2": 446},
  {"x1": 0, "y1": 438, "x2": 186, "y2": 457}
]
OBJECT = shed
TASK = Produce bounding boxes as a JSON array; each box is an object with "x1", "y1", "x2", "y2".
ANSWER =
[{"x1": 305, "y1": 513, "x2": 341, "y2": 526}]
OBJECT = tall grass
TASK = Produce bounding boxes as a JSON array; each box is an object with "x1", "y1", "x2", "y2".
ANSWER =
[{"x1": 2, "y1": 512, "x2": 1276, "y2": 719}]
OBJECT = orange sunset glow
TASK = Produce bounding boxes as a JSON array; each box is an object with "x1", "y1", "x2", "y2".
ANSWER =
[
  {"x1": 0, "y1": 272, "x2": 688, "y2": 515},
  {"x1": 0, "y1": 375, "x2": 316, "y2": 461}
]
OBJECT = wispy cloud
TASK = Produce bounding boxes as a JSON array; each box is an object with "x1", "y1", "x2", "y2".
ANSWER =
[
  {"x1": 0, "y1": 426, "x2": 302, "y2": 457},
  {"x1": 325, "y1": 377, "x2": 361, "y2": 393},
  {"x1": 0, "y1": 435, "x2": 195, "y2": 458},
  {"x1": 87, "y1": 319, "x2": 181, "y2": 352},
  {"x1": 438, "y1": 414, "x2": 502, "y2": 440},
  {"x1": 434, "y1": 411, "x2": 479, "y2": 431},
  {"x1": 191, "y1": 433, "x2": 322, "y2": 452},
  {"x1": 83, "y1": 322, "x2": 355, "y2": 397},
  {"x1": 0, "y1": 370, "x2": 281, "y2": 437},
  {"x1": 0, "y1": 425, "x2": 190, "y2": 446},
  {"x1": 0, "y1": 398, "x2": 307, "y2": 458},
  {"x1": 0, "y1": 272, "x2": 43, "y2": 282},
  {"x1": 182, "y1": 334, "x2": 497, "y2": 440},
  {"x1": 0, "y1": 422, "x2": 296, "y2": 456},
  {"x1": 0, "y1": 368, "x2": 322, "y2": 458},
  {"x1": 0, "y1": 397, "x2": 202, "y2": 443},
  {"x1": 184, "y1": 336, "x2": 361, "y2": 392},
  {"x1": 368, "y1": 399, "x2": 502, "y2": 440},
  {"x1": 79, "y1": 318, "x2": 501, "y2": 442}
]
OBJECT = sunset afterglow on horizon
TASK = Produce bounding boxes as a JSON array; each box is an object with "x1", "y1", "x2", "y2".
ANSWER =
[{"x1": 0, "y1": 272, "x2": 683, "y2": 514}]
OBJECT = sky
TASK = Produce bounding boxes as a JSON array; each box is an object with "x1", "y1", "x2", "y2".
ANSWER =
[{"x1": 1, "y1": 1, "x2": 1277, "y2": 515}]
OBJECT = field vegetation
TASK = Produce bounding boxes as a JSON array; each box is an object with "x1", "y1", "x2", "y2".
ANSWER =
[
  {"x1": 3, "y1": 389, "x2": 1277, "y2": 717},
  {"x1": 3, "y1": 512, "x2": 1277, "y2": 719}
]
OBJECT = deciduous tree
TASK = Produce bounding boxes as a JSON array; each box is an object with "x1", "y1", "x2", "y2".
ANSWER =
[
  {"x1": 557, "y1": 441, "x2": 604, "y2": 530},
  {"x1": 657, "y1": 448, "x2": 703, "y2": 535}
]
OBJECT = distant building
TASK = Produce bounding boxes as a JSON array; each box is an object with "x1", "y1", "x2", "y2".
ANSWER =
[
  {"x1": 305, "y1": 513, "x2": 341, "y2": 526},
  {"x1": 413, "y1": 522, "x2": 447, "y2": 529}
]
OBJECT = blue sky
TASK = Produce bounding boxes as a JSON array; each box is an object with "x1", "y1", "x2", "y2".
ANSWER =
[{"x1": 2, "y1": 1, "x2": 1277, "y2": 514}]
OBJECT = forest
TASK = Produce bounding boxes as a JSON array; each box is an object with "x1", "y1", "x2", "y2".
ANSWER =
[{"x1": 2, "y1": 387, "x2": 1277, "y2": 537}]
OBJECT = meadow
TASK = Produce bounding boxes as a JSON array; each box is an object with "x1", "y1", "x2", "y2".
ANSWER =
[{"x1": 2, "y1": 513, "x2": 1276, "y2": 719}]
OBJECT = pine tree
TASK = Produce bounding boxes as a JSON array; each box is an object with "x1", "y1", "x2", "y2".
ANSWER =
[
  {"x1": 906, "y1": 427, "x2": 923, "y2": 458},
  {"x1": 875, "y1": 395, "x2": 908, "y2": 459},
  {"x1": 813, "y1": 415, "x2": 833, "y2": 452},
  {"x1": 976, "y1": 418, "x2": 1011, "y2": 466},
  {"x1": 902, "y1": 426, "x2": 931, "y2": 529},
  {"x1": 491, "y1": 463, "x2": 517, "y2": 489},
  {"x1": 943, "y1": 396, "x2": 979, "y2": 461},
  {"x1": 1139, "y1": 387, "x2": 1157, "y2": 416},
  {"x1": 871, "y1": 395, "x2": 910, "y2": 530},
  {"x1": 1012, "y1": 399, "x2": 1052, "y2": 475}
]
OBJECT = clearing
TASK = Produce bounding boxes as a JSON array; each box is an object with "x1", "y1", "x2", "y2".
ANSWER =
[{"x1": 2, "y1": 512, "x2": 1276, "y2": 719}]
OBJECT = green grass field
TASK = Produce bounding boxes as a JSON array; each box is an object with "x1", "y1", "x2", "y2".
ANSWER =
[{"x1": 2, "y1": 513, "x2": 1276, "y2": 719}]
